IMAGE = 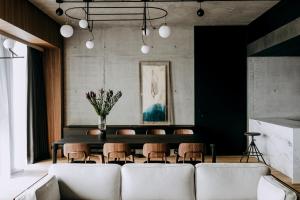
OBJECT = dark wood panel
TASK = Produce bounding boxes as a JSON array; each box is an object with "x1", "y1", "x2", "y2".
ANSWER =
[
  {"x1": 43, "y1": 48, "x2": 63, "y2": 156},
  {"x1": 0, "y1": 0, "x2": 62, "y2": 48},
  {"x1": 194, "y1": 26, "x2": 247, "y2": 155}
]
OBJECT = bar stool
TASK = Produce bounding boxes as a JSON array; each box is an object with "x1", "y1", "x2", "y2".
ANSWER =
[{"x1": 240, "y1": 132, "x2": 267, "y2": 165}]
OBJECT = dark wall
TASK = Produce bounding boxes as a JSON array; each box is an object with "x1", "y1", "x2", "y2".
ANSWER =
[
  {"x1": 248, "y1": 0, "x2": 300, "y2": 43},
  {"x1": 194, "y1": 26, "x2": 247, "y2": 155}
]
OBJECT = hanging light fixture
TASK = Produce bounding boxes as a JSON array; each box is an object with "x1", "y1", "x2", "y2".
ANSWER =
[
  {"x1": 56, "y1": 0, "x2": 171, "y2": 53},
  {"x1": 60, "y1": 24, "x2": 74, "y2": 38},
  {"x1": 79, "y1": 19, "x2": 88, "y2": 29},
  {"x1": 159, "y1": 24, "x2": 171, "y2": 38}
]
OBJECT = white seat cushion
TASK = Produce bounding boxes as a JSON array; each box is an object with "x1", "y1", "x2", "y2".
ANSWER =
[
  {"x1": 121, "y1": 164, "x2": 195, "y2": 200},
  {"x1": 195, "y1": 163, "x2": 270, "y2": 200},
  {"x1": 48, "y1": 164, "x2": 121, "y2": 200},
  {"x1": 257, "y1": 176, "x2": 297, "y2": 200}
]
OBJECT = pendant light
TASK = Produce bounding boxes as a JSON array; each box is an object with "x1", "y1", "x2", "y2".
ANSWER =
[
  {"x1": 159, "y1": 24, "x2": 171, "y2": 38},
  {"x1": 60, "y1": 24, "x2": 74, "y2": 38}
]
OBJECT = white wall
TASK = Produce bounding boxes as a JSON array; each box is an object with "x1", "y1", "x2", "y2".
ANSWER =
[
  {"x1": 248, "y1": 57, "x2": 300, "y2": 119},
  {"x1": 65, "y1": 26, "x2": 194, "y2": 125}
]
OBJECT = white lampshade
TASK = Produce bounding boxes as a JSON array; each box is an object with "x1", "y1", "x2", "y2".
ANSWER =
[
  {"x1": 86, "y1": 40, "x2": 94, "y2": 49},
  {"x1": 142, "y1": 28, "x2": 151, "y2": 36},
  {"x1": 141, "y1": 45, "x2": 150, "y2": 54},
  {"x1": 60, "y1": 24, "x2": 74, "y2": 38},
  {"x1": 79, "y1": 19, "x2": 88, "y2": 29},
  {"x1": 159, "y1": 25, "x2": 171, "y2": 38},
  {"x1": 3, "y1": 38, "x2": 15, "y2": 49}
]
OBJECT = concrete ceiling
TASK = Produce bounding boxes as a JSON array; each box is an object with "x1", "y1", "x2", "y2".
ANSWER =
[{"x1": 28, "y1": 0, "x2": 279, "y2": 27}]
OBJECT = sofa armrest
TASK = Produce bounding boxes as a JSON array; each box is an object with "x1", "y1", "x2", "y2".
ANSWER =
[
  {"x1": 257, "y1": 176, "x2": 297, "y2": 200},
  {"x1": 15, "y1": 175, "x2": 60, "y2": 200}
]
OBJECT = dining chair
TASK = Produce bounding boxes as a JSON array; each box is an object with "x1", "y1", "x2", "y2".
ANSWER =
[
  {"x1": 146, "y1": 129, "x2": 166, "y2": 135},
  {"x1": 63, "y1": 143, "x2": 91, "y2": 163},
  {"x1": 103, "y1": 143, "x2": 134, "y2": 165},
  {"x1": 86, "y1": 128, "x2": 103, "y2": 163},
  {"x1": 173, "y1": 129, "x2": 194, "y2": 135},
  {"x1": 115, "y1": 129, "x2": 136, "y2": 135},
  {"x1": 143, "y1": 143, "x2": 170, "y2": 163},
  {"x1": 176, "y1": 143, "x2": 205, "y2": 164},
  {"x1": 86, "y1": 129, "x2": 101, "y2": 136}
]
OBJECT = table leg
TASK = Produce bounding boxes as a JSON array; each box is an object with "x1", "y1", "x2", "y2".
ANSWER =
[
  {"x1": 210, "y1": 144, "x2": 216, "y2": 163},
  {"x1": 52, "y1": 143, "x2": 58, "y2": 163}
]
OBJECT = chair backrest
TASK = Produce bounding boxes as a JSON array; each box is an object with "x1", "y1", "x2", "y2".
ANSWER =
[
  {"x1": 142, "y1": 143, "x2": 169, "y2": 159},
  {"x1": 49, "y1": 164, "x2": 121, "y2": 200},
  {"x1": 174, "y1": 129, "x2": 194, "y2": 135},
  {"x1": 63, "y1": 143, "x2": 90, "y2": 160},
  {"x1": 86, "y1": 129, "x2": 101, "y2": 136},
  {"x1": 195, "y1": 163, "x2": 270, "y2": 200},
  {"x1": 178, "y1": 143, "x2": 204, "y2": 160},
  {"x1": 146, "y1": 129, "x2": 166, "y2": 135},
  {"x1": 116, "y1": 129, "x2": 136, "y2": 135},
  {"x1": 121, "y1": 164, "x2": 195, "y2": 200},
  {"x1": 103, "y1": 143, "x2": 131, "y2": 161}
]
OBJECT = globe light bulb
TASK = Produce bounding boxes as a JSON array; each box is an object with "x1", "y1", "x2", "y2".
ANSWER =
[
  {"x1": 159, "y1": 25, "x2": 171, "y2": 38},
  {"x1": 86, "y1": 40, "x2": 94, "y2": 49},
  {"x1": 141, "y1": 45, "x2": 150, "y2": 54},
  {"x1": 79, "y1": 19, "x2": 88, "y2": 29},
  {"x1": 3, "y1": 38, "x2": 15, "y2": 49},
  {"x1": 142, "y1": 28, "x2": 151, "y2": 36},
  {"x1": 60, "y1": 24, "x2": 74, "y2": 38}
]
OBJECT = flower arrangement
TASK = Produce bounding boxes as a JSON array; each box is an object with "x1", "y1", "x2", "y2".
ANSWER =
[
  {"x1": 86, "y1": 89, "x2": 122, "y2": 136},
  {"x1": 86, "y1": 89, "x2": 122, "y2": 117}
]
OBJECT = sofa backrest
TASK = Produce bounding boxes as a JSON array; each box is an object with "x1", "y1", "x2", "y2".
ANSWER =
[
  {"x1": 195, "y1": 163, "x2": 270, "y2": 200},
  {"x1": 121, "y1": 164, "x2": 195, "y2": 200},
  {"x1": 48, "y1": 164, "x2": 121, "y2": 200}
]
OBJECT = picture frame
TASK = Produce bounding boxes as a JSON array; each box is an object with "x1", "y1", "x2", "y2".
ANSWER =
[{"x1": 139, "y1": 61, "x2": 171, "y2": 125}]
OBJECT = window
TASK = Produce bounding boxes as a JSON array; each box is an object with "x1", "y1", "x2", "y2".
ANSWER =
[{"x1": 0, "y1": 36, "x2": 27, "y2": 179}]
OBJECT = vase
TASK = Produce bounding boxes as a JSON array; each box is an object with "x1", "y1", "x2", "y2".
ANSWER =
[{"x1": 98, "y1": 115, "x2": 107, "y2": 139}]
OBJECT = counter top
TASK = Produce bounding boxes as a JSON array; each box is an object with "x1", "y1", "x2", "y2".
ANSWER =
[{"x1": 251, "y1": 118, "x2": 300, "y2": 128}]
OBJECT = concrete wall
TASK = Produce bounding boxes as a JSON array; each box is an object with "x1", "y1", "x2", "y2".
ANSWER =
[
  {"x1": 65, "y1": 26, "x2": 194, "y2": 125},
  {"x1": 248, "y1": 57, "x2": 300, "y2": 119}
]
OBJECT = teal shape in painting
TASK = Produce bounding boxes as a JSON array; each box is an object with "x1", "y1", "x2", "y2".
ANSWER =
[{"x1": 143, "y1": 103, "x2": 166, "y2": 122}]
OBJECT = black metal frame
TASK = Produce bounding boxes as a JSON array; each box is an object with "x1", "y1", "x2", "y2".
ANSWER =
[{"x1": 65, "y1": 6, "x2": 168, "y2": 21}]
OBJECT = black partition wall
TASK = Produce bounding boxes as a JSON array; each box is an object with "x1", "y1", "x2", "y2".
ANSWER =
[{"x1": 194, "y1": 26, "x2": 247, "y2": 155}]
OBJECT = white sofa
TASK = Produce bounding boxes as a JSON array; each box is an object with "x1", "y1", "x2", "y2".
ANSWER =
[{"x1": 17, "y1": 163, "x2": 297, "y2": 200}]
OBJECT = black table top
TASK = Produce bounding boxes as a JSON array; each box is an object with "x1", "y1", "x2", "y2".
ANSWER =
[{"x1": 53, "y1": 134, "x2": 204, "y2": 145}]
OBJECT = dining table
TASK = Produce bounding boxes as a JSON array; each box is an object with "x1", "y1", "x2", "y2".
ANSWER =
[{"x1": 52, "y1": 134, "x2": 216, "y2": 163}]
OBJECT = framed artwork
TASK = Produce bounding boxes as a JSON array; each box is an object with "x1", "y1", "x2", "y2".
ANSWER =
[{"x1": 140, "y1": 61, "x2": 171, "y2": 124}]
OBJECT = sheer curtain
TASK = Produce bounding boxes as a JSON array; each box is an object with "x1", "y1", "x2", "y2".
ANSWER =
[{"x1": 0, "y1": 36, "x2": 13, "y2": 180}]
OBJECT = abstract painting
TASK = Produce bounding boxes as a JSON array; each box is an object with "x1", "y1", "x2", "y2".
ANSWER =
[{"x1": 140, "y1": 61, "x2": 170, "y2": 124}]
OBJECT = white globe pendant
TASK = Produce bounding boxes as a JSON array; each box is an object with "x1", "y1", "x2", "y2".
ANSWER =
[
  {"x1": 60, "y1": 24, "x2": 74, "y2": 38},
  {"x1": 3, "y1": 38, "x2": 15, "y2": 49},
  {"x1": 142, "y1": 28, "x2": 151, "y2": 36},
  {"x1": 79, "y1": 19, "x2": 88, "y2": 29},
  {"x1": 159, "y1": 25, "x2": 171, "y2": 38},
  {"x1": 141, "y1": 45, "x2": 150, "y2": 54},
  {"x1": 86, "y1": 40, "x2": 94, "y2": 49}
]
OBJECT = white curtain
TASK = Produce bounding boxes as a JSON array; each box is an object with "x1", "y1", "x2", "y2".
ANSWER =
[{"x1": 0, "y1": 36, "x2": 13, "y2": 180}]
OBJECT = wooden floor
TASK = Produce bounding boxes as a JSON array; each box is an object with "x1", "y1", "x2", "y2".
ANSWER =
[{"x1": 39, "y1": 155, "x2": 300, "y2": 195}]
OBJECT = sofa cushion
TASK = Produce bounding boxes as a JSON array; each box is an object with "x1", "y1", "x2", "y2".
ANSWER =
[
  {"x1": 48, "y1": 164, "x2": 121, "y2": 200},
  {"x1": 195, "y1": 163, "x2": 270, "y2": 200},
  {"x1": 257, "y1": 176, "x2": 297, "y2": 200},
  {"x1": 121, "y1": 164, "x2": 195, "y2": 200}
]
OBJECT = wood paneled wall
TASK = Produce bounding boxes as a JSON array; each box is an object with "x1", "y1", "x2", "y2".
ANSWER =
[
  {"x1": 43, "y1": 48, "x2": 63, "y2": 156},
  {"x1": 0, "y1": 0, "x2": 62, "y2": 48},
  {"x1": 0, "y1": 0, "x2": 63, "y2": 157}
]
